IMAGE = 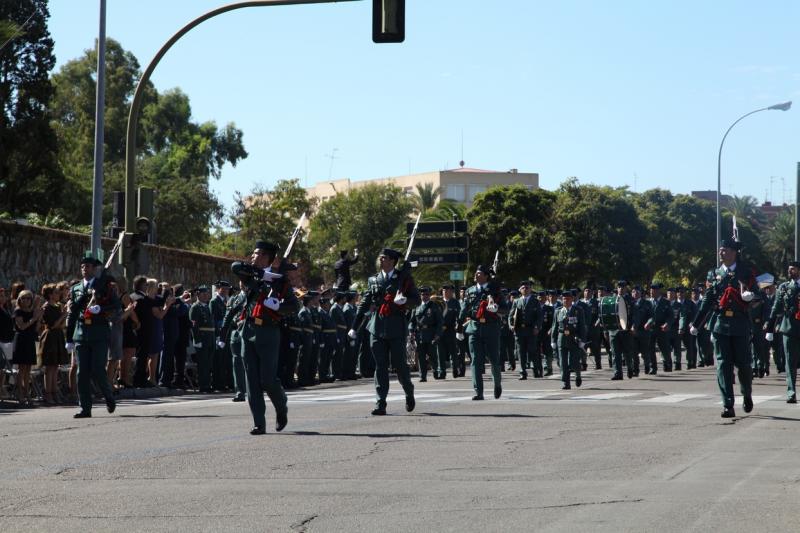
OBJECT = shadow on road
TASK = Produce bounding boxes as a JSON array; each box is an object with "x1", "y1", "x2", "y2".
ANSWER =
[
  {"x1": 292, "y1": 430, "x2": 439, "y2": 438},
  {"x1": 421, "y1": 412, "x2": 545, "y2": 419},
  {"x1": 117, "y1": 414, "x2": 222, "y2": 419}
]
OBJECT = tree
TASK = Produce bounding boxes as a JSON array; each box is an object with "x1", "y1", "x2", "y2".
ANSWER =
[
  {"x1": 308, "y1": 183, "x2": 415, "y2": 286},
  {"x1": 762, "y1": 206, "x2": 794, "y2": 276},
  {"x1": 466, "y1": 184, "x2": 556, "y2": 285},
  {"x1": 413, "y1": 182, "x2": 441, "y2": 213},
  {"x1": 725, "y1": 195, "x2": 766, "y2": 231},
  {"x1": 0, "y1": 0, "x2": 61, "y2": 216}
]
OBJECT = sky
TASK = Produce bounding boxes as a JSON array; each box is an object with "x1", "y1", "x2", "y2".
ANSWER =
[{"x1": 47, "y1": 0, "x2": 800, "y2": 211}]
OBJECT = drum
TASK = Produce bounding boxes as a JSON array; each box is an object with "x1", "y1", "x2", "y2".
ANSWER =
[{"x1": 599, "y1": 295, "x2": 628, "y2": 330}]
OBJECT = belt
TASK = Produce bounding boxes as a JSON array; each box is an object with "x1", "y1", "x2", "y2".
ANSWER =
[
  {"x1": 311, "y1": 324, "x2": 322, "y2": 330},
  {"x1": 289, "y1": 327, "x2": 303, "y2": 332},
  {"x1": 198, "y1": 327, "x2": 215, "y2": 332},
  {"x1": 323, "y1": 329, "x2": 336, "y2": 333},
  {"x1": 303, "y1": 328, "x2": 315, "y2": 333},
  {"x1": 336, "y1": 325, "x2": 348, "y2": 329}
]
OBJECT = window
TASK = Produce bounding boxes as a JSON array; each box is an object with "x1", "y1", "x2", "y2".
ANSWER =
[
  {"x1": 445, "y1": 184, "x2": 465, "y2": 202},
  {"x1": 467, "y1": 184, "x2": 486, "y2": 201}
]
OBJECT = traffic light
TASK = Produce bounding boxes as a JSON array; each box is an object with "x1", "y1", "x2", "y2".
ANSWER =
[
  {"x1": 372, "y1": 0, "x2": 405, "y2": 43},
  {"x1": 136, "y1": 187, "x2": 154, "y2": 244}
]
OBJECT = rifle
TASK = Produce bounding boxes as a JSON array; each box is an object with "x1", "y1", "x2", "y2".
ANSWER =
[
  {"x1": 267, "y1": 212, "x2": 307, "y2": 300},
  {"x1": 492, "y1": 250, "x2": 500, "y2": 277},
  {"x1": 401, "y1": 212, "x2": 422, "y2": 270}
]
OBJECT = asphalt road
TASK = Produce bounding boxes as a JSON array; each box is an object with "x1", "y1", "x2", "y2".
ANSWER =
[{"x1": 2, "y1": 365, "x2": 799, "y2": 533}]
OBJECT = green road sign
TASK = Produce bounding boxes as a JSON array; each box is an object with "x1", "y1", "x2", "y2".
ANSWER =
[{"x1": 449, "y1": 270, "x2": 465, "y2": 281}]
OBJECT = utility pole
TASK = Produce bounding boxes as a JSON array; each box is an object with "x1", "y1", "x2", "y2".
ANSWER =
[{"x1": 90, "y1": 0, "x2": 107, "y2": 261}]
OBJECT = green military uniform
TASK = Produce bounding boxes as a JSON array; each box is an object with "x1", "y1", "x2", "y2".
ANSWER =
[
  {"x1": 318, "y1": 301, "x2": 338, "y2": 382},
  {"x1": 606, "y1": 285, "x2": 634, "y2": 380},
  {"x1": 582, "y1": 294, "x2": 603, "y2": 370},
  {"x1": 438, "y1": 290, "x2": 462, "y2": 379},
  {"x1": 309, "y1": 304, "x2": 322, "y2": 382},
  {"x1": 767, "y1": 276, "x2": 800, "y2": 402},
  {"x1": 353, "y1": 249, "x2": 418, "y2": 414},
  {"x1": 296, "y1": 296, "x2": 316, "y2": 386},
  {"x1": 66, "y1": 257, "x2": 119, "y2": 416},
  {"x1": 499, "y1": 291, "x2": 515, "y2": 371},
  {"x1": 538, "y1": 292, "x2": 555, "y2": 375},
  {"x1": 342, "y1": 293, "x2": 359, "y2": 379},
  {"x1": 330, "y1": 295, "x2": 348, "y2": 380},
  {"x1": 692, "y1": 244, "x2": 756, "y2": 417},
  {"x1": 630, "y1": 290, "x2": 654, "y2": 376},
  {"x1": 459, "y1": 267, "x2": 505, "y2": 400},
  {"x1": 695, "y1": 274, "x2": 716, "y2": 367},
  {"x1": 679, "y1": 291, "x2": 698, "y2": 369},
  {"x1": 210, "y1": 291, "x2": 229, "y2": 390},
  {"x1": 189, "y1": 291, "x2": 215, "y2": 392},
  {"x1": 749, "y1": 289, "x2": 770, "y2": 378},
  {"x1": 509, "y1": 285, "x2": 543, "y2": 379},
  {"x1": 765, "y1": 289, "x2": 786, "y2": 373},
  {"x1": 668, "y1": 292, "x2": 683, "y2": 370},
  {"x1": 222, "y1": 289, "x2": 248, "y2": 400},
  {"x1": 408, "y1": 289, "x2": 443, "y2": 381},
  {"x1": 232, "y1": 250, "x2": 299, "y2": 432},
  {"x1": 550, "y1": 299, "x2": 587, "y2": 389},
  {"x1": 651, "y1": 289, "x2": 673, "y2": 372}
]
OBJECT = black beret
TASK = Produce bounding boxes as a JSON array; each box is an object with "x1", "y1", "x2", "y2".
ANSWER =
[{"x1": 475, "y1": 264, "x2": 494, "y2": 275}]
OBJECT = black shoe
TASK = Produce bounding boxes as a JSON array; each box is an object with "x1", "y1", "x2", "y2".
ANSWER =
[
  {"x1": 664, "y1": 368, "x2": 673, "y2": 373},
  {"x1": 581, "y1": 363, "x2": 588, "y2": 371},
  {"x1": 627, "y1": 370, "x2": 634, "y2": 379},
  {"x1": 250, "y1": 426, "x2": 266, "y2": 435},
  {"x1": 595, "y1": 364, "x2": 602, "y2": 370},
  {"x1": 371, "y1": 404, "x2": 387, "y2": 415},
  {"x1": 561, "y1": 384, "x2": 571, "y2": 390},
  {"x1": 634, "y1": 370, "x2": 640, "y2": 377},
  {"x1": 275, "y1": 411, "x2": 288, "y2": 432},
  {"x1": 721, "y1": 407, "x2": 735, "y2": 418},
  {"x1": 758, "y1": 368, "x2": 765, "y2": 378},
  {"x1": 405, "y1": 395, "x2": 415, "y2": 412},
  {"x1": 765, "y1": 368, "x2": 770, "y2": 376},
  {"x1": 73, "y1": 411, "x2": 91, "y2": 419},
  {"x1": 788, "y1": 395, "x2": 797, "y2": 404},
  {"x1": 518, "y1": 374, "x2": 527, "y2": 381},
  {"x1": 576, "y1": 375, "x2": 582, "y2": 387},
  {"x1": 743, "y1": 396, "x2": 753, "y2": 413},
  {"x1": 106, "y1": 399, "x2": 116, "y2": 414},
  {"x1": 419, "y1": 377, "x2": 427, "y2": 383},
  {"x1": 544, "y1": 369, "x2": 553, "y2": 377},
  {"x1": 494, "y1": 385, "x2": 502, "y2": 399},
  {"x1": 611, "y1": 374, "x2": 623, "y2": 381},
  {"x1": 232, "y1": 395, "x2": 245, "y2": 402},
  {"x1": 472, "y1": 395, "x2": 484, "y2": 401},
  {"x1": 675, "y1": 365, "x2": 682, "y2": 371},
  {"x1": 649, "y1": 369, "x2": 657, "y2": 375}
]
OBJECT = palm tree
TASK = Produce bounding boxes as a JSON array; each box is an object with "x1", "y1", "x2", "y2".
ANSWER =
[
  {"x1": 724, "y1": 195, "x2": 766, "y2": 231},
  {"x1": 413, "y1": 182, "x2": 441, "y2": 213},
  {"x1": 764, "y1": 206, "x2": 795, "y2": 273},
  {"x1": 422, "y1": 199, "x2": 467, "y2": 221}
]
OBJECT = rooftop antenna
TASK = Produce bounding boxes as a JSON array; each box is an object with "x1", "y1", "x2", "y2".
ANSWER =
[
  {"x1": 770, "y1": 176, "x2": 776, "y2": 203},
  {"x1": 633, "y1": 172, "x2": 638, "y2": 192},
  {"x1": 304, "y1": 156, "x2": 308, "y2": 188},
  {"x1": 459, "y1": 129, "x2": 465, "y2": 168},
  {"x1": 782, "y1": 176, "x2": 787, "y2": 204},
  {"x1": 325, "y1": 148, "x2": 339, "y2": 180}
]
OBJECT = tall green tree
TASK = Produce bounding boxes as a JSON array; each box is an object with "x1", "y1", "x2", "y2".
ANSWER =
[
  {"x1": 308, "y1": 183, "x2": 415, "y2": 286},
  {"x1": 762, "y1": 207, "x2": 794, "y2": 276},
  {"x1": 0, "y1": 0, "x2": 61, "y2": 215},
  {"x1": 725, "y1": 194, "x2": 766, "y2": 232}
]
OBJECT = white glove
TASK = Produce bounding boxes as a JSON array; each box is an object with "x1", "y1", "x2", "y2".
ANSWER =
[
  {"x1": 320, "y1": 344, "x2": 326, "y2": 348},
  {"x1": 487, "y1": 303, "x2": 498, "y2": 313},
  {"x1": 741, "y1": 291, "x2": 754, "y2": 302},
  {"x1": 193, "y1": 342, "x2": 203, "y2": 349},
  {"x1": 88, "y1": 305, "x2": 102, "y2": 315},
  {"x1": 393, "y1": 293, "x2": 407, "y2": 306},
  {"x1": 261, "y1": 270, "x2": 283, "y2": 281},
  {"x1": 289, "y1": 342, "x2": 295, "y2": 349},
  {"x1": 766, "y1": 332, "x2": 774, "y2": 342},
  {"x1": 578, "y1": 341, "x2": 586, "y2": 349},
  {"x1": 689, "y1": 326, "x2": 698, "y2": 336},
  {"x1": 264, "y1": 297, "x2": 280, "y2": 311},
  {"x1": 65, "y1": 342, "x2": 75, "y2": 352},
  {"x1": 456, "y1": 332, "x2": 465, "y2": 341},
  {"x1": 216, "y1": 339, "x2": 225, "y2": 348},
  {"x1": 348, "y1": 329, "x2": 357, "y2": 339},
  {"x1": 551, "y1": 342, "x2": 557, "y2": 350}
]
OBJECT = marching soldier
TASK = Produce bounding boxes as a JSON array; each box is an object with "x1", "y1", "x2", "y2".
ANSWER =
[
  {"x1": 650, "y1": 283, "x2": 673, "y2": 373},
  {"x1": 667, "y1": 287, "x2": 683, "y2": 370},
  {"x1": 220, "y1": 280, "x2": 248, "y2": 401},
  {"x1": 749, "y1": 284, "x2": 770, "y2": 378},
  {"x1": 66, "y1": 255, "x2": 119, "y2": 418},
  {"x1": 458, "y1": 264, "x2": 505, "y2": 401},
  {"x1": 608, "y1": 281, "x2": 634, "y2": 380},
  {"x1": 309, "y1": 294, "x2": 323, "y2": 383},
  {"x1": 438, "y1": 284, "x2": 461, "y2": 378},
  {"x1": 550, "y1": 289, "x2": 587, "y2": 389},
  {"x1": 409, "y1": 287, "x2": 443, "y2": 382},
  {"x1": 341, "y1": 291, "x2": 359, "y2": 379},
  {"x1": 509, "y1": 280, "x2": 543, "y2": 379},
  {"x1": 500, "y1": 289, "x2": 516, "y2": 371},
  {"x1": 189, "y1": 286, "x2": 215, "y2": 393},
  {"x1": 356, "y1": 294, "x2": 375, "y2": 379},
  {"x1": 210, "y1": 281, "x2": 231, "y2": 391},
  {"x1": 766, "y1": 262, "x2": 800, "y2": 403},
  {"x1": 538, "y1": 290, "x2": 555, "y2": 376},
  {"x1": 764, "y1": 282, "x2": 786, "y2": 373},
  {"x1": 330, "y1": 291, "x2": 349, "y2": 380},
  {"x1": 232, "y1": 240, "x2": 299, "y2": 434},
  {"x1": 691, "y1": 238, "x2": 757, "y2": 418},
  {"x1": 456, "y1": 286, "x2": 470, "y2": 371},
  {"x1": 679, "y1": 287, "x2": 698, "y2": 369},
  {"x1": 630, "y1": 285, "x2": 654, "y2": 376},
  {"x1": 296, "y1": 291, "x2": 317, "y2": 387},
  {"x1": 349, "y1": 248, "x2": 418, "y2": 415},
  {"x1": 760, "y1": 279, "x2": 777, "y2": 375},
  {"x1": 696, "y1": 274, "x2": 716, "y2": 367},
  {"x1": 582, "y1": 287, "x2": 603, "y2": 370},
  {"x1": 318, "y1": 292, "x2": 338, "y2": 383}
]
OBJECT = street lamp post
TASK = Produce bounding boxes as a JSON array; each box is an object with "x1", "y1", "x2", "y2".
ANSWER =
[{"x1": 716, "y1": 101, "x2": 791, "y2": 261}]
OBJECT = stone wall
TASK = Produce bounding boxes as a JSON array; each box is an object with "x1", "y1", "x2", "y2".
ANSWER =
[{"x1": 0, "y1": 220, "x2": 234, "y2": 291}]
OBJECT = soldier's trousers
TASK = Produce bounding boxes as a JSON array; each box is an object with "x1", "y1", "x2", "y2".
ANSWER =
[
  {"x1": 609, "y1": 330, "x2": 633, "y2": 377},
  {"x1": 370, "y1": 335, "x2": 414, "y2": 405},
  {"x1": 319, "y1": 333, "x2": 337, "y2": 380},
  {"x1": 231, "y1": 334, "x2": 246, "y2": 398},
  {"x1": 358, "y1": 331, "x2": 375, "y2": 378},
  {"x1": 539, "y1": 334, "x2": 554, "y2": 373},
  {"x1": 514, "y1": 334, "x2": 538, "y2": 377},
  {"x1": 697, "y1": 329, "x2": 713, "y2": 366},
  {"x1": 670, "y1": 331, "x2": 682, "y2": 368},
  {"x1": 751, "y1": 331, "x2": 769, "y2": 374},
  {"x1": 213, "y1": 343, "x2": 231, "y2": 391},
  {"x1": 194, "y1": 336, "x2": 214, "y2": 391},
  {"x1": 468, "y1": 330, "x2": 501, "y2": 397},
  {"x1": 342, "y1": 337, "x2": 357, "y2": 378},
  {"x1": 773, "y1": 333, "x2": 786, "y2": 372},
  {"x1": 631, "y1": 332, "x2": 653, "y2": 374},
  {"x1": 588, "y1": 328, "x2": 602, "y2": 369},
  {"x1": 76, "y1": 340, "x2": 114, "y2": 413},
  {"x1": 500, "y1": 333, "x2": 514, "y2": 369},
  {"x1": 682, "y1": 331, "x2": 697, "y2": 368},
  {"x1": 654, "y1": 331, "x2": 672, "y2": 370},
  {"x1": 159, "y1": 334, "x2": 176, "y2": 386},
  {"x1": 713, "y1": 332, "x2": 752, "y2": 409},
  {"x1": 242, "y1": 328, "x2": 287, "y2": 429},
  {"x1": 334, "y1": 331, "x2": 347, "y2": 379},
  {"x1": 437, "y1": 332, "x2": 458, "y2": 378},
  {"x1": 297, "y1": 333, "x2": 315, "y2": 385},
  {"x1": 417, "y1": 341, "x2": 435, "y2": 380},
  {"x1": 783, "y1": 335, "x2": 800, "y2": 399},
  {"x1": 557, "y1": 340, "x2": 582, "y2": 387}
]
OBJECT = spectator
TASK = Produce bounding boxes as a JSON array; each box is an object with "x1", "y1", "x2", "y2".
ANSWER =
[
  {"x1": 173, "y1": 285, "x2": 192, "y2": 388},
  {"x1": 0, "y1": 288, "x2": 14, "y2": 399},
  {"x1": 64, "y1": 278, "x2": 81, "y2": 400},
  {"x1": 132, "y1": 275, "x2": 153, "y2": 387},
  {"x1": 39, "y1": 284, "x2": 68, "y2": 405},
  {"x1": 13, "y1": 290, "x2": 42, "y2": 406},
  {"x1": 10, "y1": 282, "x2": 25, "y2": 302},
  {"x1": 105, "y1": 277, "x2": 125, "y2": 389},
  {"x1": 159, "y1": 282, "x2": 179, "y2": 388},
  {"x1": 119, "y1": 286, "x2": 139, "y2": 389}
]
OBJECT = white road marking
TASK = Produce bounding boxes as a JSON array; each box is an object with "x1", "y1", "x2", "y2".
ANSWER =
[{"x1": 640, "y1": 394, "x2": 709, "y2": 403}]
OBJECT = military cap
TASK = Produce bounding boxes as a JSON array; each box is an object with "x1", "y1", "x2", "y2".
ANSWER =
[
  {"x1": 790, "y1": 261, "x2": 800, "y2": 269},
  {"x1": 537, "y1": 290, "x2": 546, "y2": 297},
  {"x1": 719, "y1": 238, "x2": 742, "y2": 251},
  {"x1": 706, "y1": 270, "x2": 716, "y2": 282},
  {"x1": 335, "y1": 291, "x2": 347, "y2": 299},
  {"x1": 570, "y1": 288, "x2": 580, "y2": 296},
  {"x1": 441, "y1": 284, "x2": 455, "y2": 290},
  {"x1": 555, "y1": 289, "x2": 563, "y2": 296},
  {"x1": 633, "y1": 285, "x2": 643, "y2": 292},
  {"x1": 195, "y1": 285, "x2": 210, "y2": 293},
  {"x1": 500, "y1": 288, "x2": 509, "y2": 295},
  {"x1": 255, "y1": 240, "x2": 279, "y2": 254},
  {"x1": 80, "y1": 255, "x2": 102, "y2": 266},
  {"x1": 617, "y1": 280, "x2": 629, "y2": 287},
  {"x1": 380, "y1": 248, "x2": 401, "y2": 261},
  {"x1": 562, "y1": 289, "x2": 575, "y2": 298},
  {"x1": 214, "y1": 280, "x2": 232, "y2": 288},
  {"x1": 510, "y1": 290, "x2": 521, "y2": 297},
  {"x1": 419, "y1": 286, "x2": 432, "y2": 294},
  {"x1": 320, "y1": 288, "x2": 333, "y2": 297},
  {"x1": 546, "y1": 289, "x2": 556, "y2": 295},
  {"x1": 650, "y1": 282, "x2": 664, "y2": 289},
  {"x1": 519, "y1": 279, "x2": 531, "y2": 286},
  {"x1": 306, "y1": 290, "x2": 320, "y2": 297},
  {"x1": 691, "y1": 287, "x2": 701, "y2": 294}
]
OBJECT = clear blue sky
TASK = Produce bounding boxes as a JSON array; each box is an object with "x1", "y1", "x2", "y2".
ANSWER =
[{"x1": 48, "y1": 0, "x2": 800, "y2": 211}]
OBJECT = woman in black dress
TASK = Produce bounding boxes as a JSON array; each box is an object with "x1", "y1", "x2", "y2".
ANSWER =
[
  {"x1": 0, "y1": 288, "x2": 14, "y2": 400},
  {"x1": 118, "y1": 289, "x2": 139, "y2": 388},
  {"x1": 13, "y1": 290, "x2": 42, "y2": 406},
  {"x1": 39, "y1": 284, "x2": 68, "y2": 405}
]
